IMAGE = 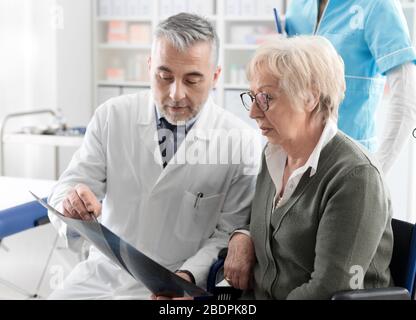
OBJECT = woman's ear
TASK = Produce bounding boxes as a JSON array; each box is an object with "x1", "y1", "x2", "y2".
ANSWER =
[{"x1": 305, "y1": 90, "x2": 320, "y2": 112}]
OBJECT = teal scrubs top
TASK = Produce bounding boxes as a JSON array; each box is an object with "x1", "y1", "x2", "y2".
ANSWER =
[{"x1": 285, "y1": 0, "x2": 416, "y2": 150}]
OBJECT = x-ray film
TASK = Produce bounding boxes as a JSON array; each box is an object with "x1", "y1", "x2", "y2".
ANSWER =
[{"x1": 30, "y1": 191, "x2": 212, "y2": 298}]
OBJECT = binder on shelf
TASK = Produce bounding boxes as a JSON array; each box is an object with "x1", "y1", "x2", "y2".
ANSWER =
[
  {"x1": 173, "y1": 0, "x2": 188, "y2": 15},
  {"x1": 106, "y1": 60, "x2": 125, "y2": 81},
  {"x1": 263, "y1": 0, "x2": 283, "y2": 16},
  {"x1": 111, "y1": 0, "x2": 125, "y2": 16},
  {"x1": 229, "y1": 64, "x2": 247, "y2": 85},
  {"x1": 129, "y1": 24, "x2": 151, "y2": 44},
  {"x1": 98, "y1": 0, "x2": 111, "y2": 17},
  {"x1": 159, "y1": 0, "x2": 174, "y2": 16},
  {"x1": 188, "y1": 0, "x2": 214, "y2": 16},
  {"x1": 106, "y1": 68, "x2": 125, "y2": 81},
  {"x1": 126, "y1": 54, "x2": 149, "y2": 82},
  {"x1": 125, "y1": 0, "x2": 140, "y2": 16},
  {"x1": 139, "y1": 0, "x2": 152, "y2": 16},
  {"x1": 225, "y1": 0, "x2": 240, "y2": 16},
  {"x1": 125, "y1": 0, "x2": 152, "y2": 17},
  {"x1": 230, "y1": 25, "x2": 256, "y2": 44},
  {"x1": 240, "y1": 0, "x2": 257, "y2": 16},
  {"x1": 107, "y1": 21, "x2": 128, "y2": 43}
]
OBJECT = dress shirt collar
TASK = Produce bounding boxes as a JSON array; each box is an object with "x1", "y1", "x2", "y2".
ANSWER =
[{"x1": 265, "y1": 119, "x2": 338, "y2": 194}]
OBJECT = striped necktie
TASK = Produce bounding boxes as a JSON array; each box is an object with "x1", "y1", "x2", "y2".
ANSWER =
[{"x1": 158, "y1": 117, "x2": 177, "y2": 168}]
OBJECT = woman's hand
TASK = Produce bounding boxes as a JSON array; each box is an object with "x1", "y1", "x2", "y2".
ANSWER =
[{"x1": 224, "y1": 233, "x2": 256, "y2": 290}]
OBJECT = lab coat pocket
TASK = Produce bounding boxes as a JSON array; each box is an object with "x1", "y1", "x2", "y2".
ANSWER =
[{"x1": 175, "y1": 191, "x2": 225, "y2": 242}]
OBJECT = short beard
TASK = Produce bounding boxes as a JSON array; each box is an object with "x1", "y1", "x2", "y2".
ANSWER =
[{"x1": 157, "y1": 103, "x2": 203, "y2": 125}]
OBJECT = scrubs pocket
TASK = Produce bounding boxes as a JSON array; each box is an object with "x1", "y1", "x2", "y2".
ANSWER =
[{"x1": 175, "y1": 191, "x2": 225, "y2": 242}]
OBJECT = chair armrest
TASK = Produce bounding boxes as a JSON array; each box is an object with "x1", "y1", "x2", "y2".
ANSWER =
[
  {"x1": 207, "y1": 247, "x2": 228, "y2": 293},
  {"x1": 34, "y1": 215, "x2": 50, "y2": 226},
  {"x1": 207, "y1": 249, "x2": 227, "y2": 293},
  {"x1": 218, "y1": 247, "x2": 228, "y2": 259},
  {"x1": 331, "y1": 287, "x2": 410, "y2": 300},
  {"x1": 207, "y1": 247, "x2": 243, "y2": 300}
]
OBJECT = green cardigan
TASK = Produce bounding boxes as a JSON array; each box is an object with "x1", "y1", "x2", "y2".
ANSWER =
[{"x1": 248, "y1": 132, "x2": 393, "y2": 300}]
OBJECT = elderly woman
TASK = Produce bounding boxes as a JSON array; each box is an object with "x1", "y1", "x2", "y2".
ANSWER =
[{"x1": 224, "y1": 35, "x2": 393, "y2": 300}]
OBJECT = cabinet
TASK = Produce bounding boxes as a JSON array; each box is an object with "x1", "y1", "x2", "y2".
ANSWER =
[{"x1": 92, "y1": 0, "x2": 286, "y2": 125}]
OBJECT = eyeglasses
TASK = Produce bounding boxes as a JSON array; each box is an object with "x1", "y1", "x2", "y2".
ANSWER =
[{"x1": 240, "y1": 91, "x2": 272, "y2": 112}]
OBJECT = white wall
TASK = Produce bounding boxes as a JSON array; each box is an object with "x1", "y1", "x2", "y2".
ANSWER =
[
  {"x1": 0, "y1": 0, "x2": 56, "y2": 178},
  {"x1": 56, "y1": 0, "x2": 92, "y2": 128},
  {"x1": 0, "y1": 0, "x2": 92, "y2": 179},
  {"x1": 55, "y1": 0, "x2": 93, "y2": 175}
]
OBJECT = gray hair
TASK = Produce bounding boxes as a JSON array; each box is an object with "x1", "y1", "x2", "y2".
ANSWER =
[
  {"x1": 154, "y1": 13, "x2": 219, "y2": 66},
  {"x1": 247, "y1": 35, "x2": 346, "y2": 122}
]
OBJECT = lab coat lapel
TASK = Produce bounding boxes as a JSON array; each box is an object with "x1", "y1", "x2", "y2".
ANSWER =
[
  {"x1": 135, "y1": 92, "x2": 164, "y2": 183},
  {"x1": 136, "y1": 92, "x2": 158, "y2": 150}
]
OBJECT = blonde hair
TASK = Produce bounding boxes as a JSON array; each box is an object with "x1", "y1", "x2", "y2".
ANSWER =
[{"x1": 247, "y1": 35, "x2": 346, "y2": 122}]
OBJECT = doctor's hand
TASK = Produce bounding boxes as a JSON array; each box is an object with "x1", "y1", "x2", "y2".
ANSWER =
[
  {"x1": 62, "y1": 184, "x2": 102, "y2": 221},
  {"x1": 224, "y1": 232, "x2": 256, "y2": 290},
  {"x1": 150, "y1": 272, "x2": 194, "y2": 300}
]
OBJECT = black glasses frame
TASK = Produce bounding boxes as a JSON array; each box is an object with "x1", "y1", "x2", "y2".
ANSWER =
[{"x1": 240, "y1": 91, "x2": 271, "y2": 112}]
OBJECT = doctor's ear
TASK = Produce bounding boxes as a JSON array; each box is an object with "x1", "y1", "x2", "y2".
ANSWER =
[{"x1": 212, "y1": 66, "x2": 222, "y2": 87}]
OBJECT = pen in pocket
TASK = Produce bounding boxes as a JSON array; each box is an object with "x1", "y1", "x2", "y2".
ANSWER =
[{"x1": 194, "y1": 192, "x2": 204, "y2": 208}]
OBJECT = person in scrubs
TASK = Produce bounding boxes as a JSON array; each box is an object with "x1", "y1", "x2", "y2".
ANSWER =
[{"x1": 284, "y1": 0, "x2": 416, "y2": 173}]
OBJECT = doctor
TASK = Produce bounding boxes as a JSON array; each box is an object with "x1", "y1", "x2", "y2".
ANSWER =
[
  {"x1": 47, "y1": 13, "x2": 261, "y2": 299},
  {"x1": 285, "y1": 0, "x2": 416, "y2": 173}
]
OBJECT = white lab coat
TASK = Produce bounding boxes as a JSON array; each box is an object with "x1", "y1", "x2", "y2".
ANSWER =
[{"x1": 48, "y1": 91, "x2": 261, "y2": 299}]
